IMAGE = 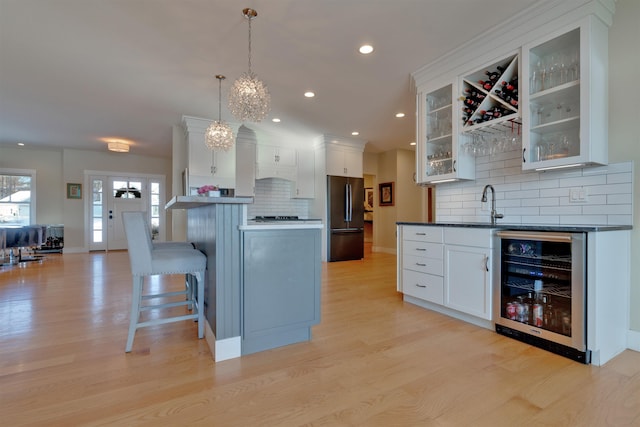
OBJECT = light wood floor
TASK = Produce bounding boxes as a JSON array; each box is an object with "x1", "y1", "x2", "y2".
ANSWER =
[{"x1": 1, "y1": 250, "x2": 640, "y2": 426}]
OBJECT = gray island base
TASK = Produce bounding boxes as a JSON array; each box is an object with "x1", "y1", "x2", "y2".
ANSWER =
[{"x1": 166, "y1": 196, "x2": 322, "y2": 362}]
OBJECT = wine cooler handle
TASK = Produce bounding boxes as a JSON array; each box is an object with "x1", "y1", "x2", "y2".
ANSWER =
[{"x1": 522, "y1": 148, "x2": 526, "y2": 163}]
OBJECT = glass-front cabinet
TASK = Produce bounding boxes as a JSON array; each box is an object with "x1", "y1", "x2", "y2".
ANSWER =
[
  {"x1": 521, "y1": 16, "x2": 608, "y2": 170},
  {"x1": 416, "y1": 83, "x2": 474, "y2": 184}
]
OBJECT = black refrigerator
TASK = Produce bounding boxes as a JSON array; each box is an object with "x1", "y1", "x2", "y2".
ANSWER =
[{"x1": 327, "y1": 175, "x2": 364, "y2": 262}]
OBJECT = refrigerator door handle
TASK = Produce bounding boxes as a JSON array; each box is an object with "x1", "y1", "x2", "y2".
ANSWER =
[{"x1": 346, "y1": 183, "x2": 352, "y2": 222}]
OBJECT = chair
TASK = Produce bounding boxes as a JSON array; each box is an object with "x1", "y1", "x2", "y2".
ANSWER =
[{"x1": 121, "y1": 211, "x2": 206, "y2": 352}]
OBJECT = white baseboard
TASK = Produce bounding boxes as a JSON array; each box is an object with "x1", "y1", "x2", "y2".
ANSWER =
[
  {"x1": 204, "y1": 322, "x2": 241, "y2": 362},
  {"x1": 627, "y1": 329, "x2": 640, "y2": 352}
]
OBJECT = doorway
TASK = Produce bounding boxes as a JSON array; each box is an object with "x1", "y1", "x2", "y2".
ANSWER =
[
  {"x1": 87, "y1": 173, "x2": 165, "y2": 251},
  {"x1": 364, "y1": 174, "x2": 375, "y2": 254}
]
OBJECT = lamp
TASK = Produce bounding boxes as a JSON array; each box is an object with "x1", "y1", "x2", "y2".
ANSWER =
[
  {"x1": 108, "y1": 141, "x2": 129, "y2": 153},
  {"x1": 205, "y1": 75, "x2": 235, "y2": 151},
  {"x1": 228, "y1": 8, "x2": 270, "y2": 122}
]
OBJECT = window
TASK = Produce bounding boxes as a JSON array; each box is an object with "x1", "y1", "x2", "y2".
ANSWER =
[{"x1": 0, "y1": 170, "x2": 36, "y2": 226}]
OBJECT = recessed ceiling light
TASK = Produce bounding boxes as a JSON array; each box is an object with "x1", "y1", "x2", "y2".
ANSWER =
[
  {"x1": 272, "y1": 118, "x2": 281, "y2": 123},
  {"x1": 17, "y1": 142, "x2": 25, "y2": 146},
  {"x1": 410, "y1": 142, "x2": 416, "y2": 146},
  {"x1": 304, "y1": 91, "x2": 315, "y2": 98},
  {"x1": 359, "y1": 44, "x2": 374, "y2": 54},
  {"x1": 395, "y1": 112, "x2": 405, "y2": 118},
  {"x1": 351, "y1": 131, "x2": 359, "y2": 136}
]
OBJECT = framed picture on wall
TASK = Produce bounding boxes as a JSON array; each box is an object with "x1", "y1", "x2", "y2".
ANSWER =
[
  {"x1": 67, "y1": 183, "x2": 82, "y2": 199},
  {"x1": 379, "y1": 182, "x2": 394, "y2": 206},
  {"x1": 364, "y1": 187, "x2": 374, "y2": 211}
]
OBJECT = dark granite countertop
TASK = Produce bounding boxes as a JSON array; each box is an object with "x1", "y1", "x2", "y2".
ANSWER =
[{"x1": 396, "y1": 222, "x2": 632, "y2": 233}]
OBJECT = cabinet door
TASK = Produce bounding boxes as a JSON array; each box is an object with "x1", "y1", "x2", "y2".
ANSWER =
[
  {"x1": 212, "y1": 150, "x2": 235, "y2": 182},
  {"x1": 256, "y1": 145, "x2": 296, "y2": 180},
  {"x1": 521, "y1": 16, "x2": 608, "y2": 170},
  {"x1": 188, "y1": 133, "x2": 213, "y2": 177},
  {"x1": 235, "y1": 139, "x2": 256, "y2": 197},
  {"x1": 416, "y1": 83, "x2": 474, "y2": 184},
  {"x1": 292, "y1": 149, "x2": 315, "y2": 198},
  {"x1": 445, "y1": 245, "x2": 492, "y2": 320},
  {"x1": 326, "y1": 147, "x2": 362, "y2": 177}
]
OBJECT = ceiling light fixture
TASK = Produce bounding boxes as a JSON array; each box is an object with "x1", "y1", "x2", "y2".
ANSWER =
[
  {"x1": 351, "y1": 131, "x2": 359, "y2": 136},
  {"x1": 359, "y1": 44, "x2": 374, "y2": 54},
  {"x1": 272, "y1": 118, "x2": 281, "y2": 123},
  {"x1": 108, "y1": 141, "x2": 129, "y2": 153},
  {"x1": 304, "y1": 91, "x2": 315, "y2": 98},
  {"x1": 228, "y1": 8, "x2": 270, "y2": 122},
  {"x1": 205, "y1": 75, "x2": 235, "y2": 151},
  {"x1": 395, "y1": 112, "x2": 405, "y2": 118}
]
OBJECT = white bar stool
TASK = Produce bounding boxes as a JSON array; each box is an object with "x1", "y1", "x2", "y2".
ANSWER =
[{"x1": 121, "y1": 211, "x2": 207, "y2": 352}]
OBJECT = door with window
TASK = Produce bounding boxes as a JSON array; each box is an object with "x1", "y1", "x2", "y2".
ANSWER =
[{"x1": 88, "y1": 174, "x2": 165, "y2": 251}]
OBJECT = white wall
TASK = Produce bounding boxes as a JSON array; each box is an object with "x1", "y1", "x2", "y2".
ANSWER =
[{"x1": 608, "y1": 0, "x2": 640, "y2": 332}]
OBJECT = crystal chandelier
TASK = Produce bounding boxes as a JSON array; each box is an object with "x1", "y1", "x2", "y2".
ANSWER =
[
  {"x1": 228, "y1": 8, "x2": 270, "y2": 122},
  {"x1": 205, "y1": 75, "x2": 235, "y2": 151}
]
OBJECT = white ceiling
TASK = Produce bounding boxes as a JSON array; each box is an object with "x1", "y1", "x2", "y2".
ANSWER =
[{"x1": 0, "y1": 0, "x2": 541, "y2": 158}]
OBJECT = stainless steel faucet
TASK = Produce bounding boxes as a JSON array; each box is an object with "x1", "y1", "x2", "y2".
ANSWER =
[{"x1": 481, "y1": 184, "x2": 503, "y2": 225}]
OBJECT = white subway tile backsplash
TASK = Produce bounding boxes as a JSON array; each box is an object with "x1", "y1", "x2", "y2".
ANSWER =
[
  {"x1": 522, "y1": 197, "x2": 560, "y2": 207},
  {"x1": 248, "y1": 178, "x2": 310, "y2": 218},
  {"x1": 608, "y1": 193, "x2": 633, "y2": 205},
  {"x1": 607, "y1": 172, "x2": 633, "y2": 184},
  {"x1": 434, "y1": 157, "x2": 633, "y2": 226}
]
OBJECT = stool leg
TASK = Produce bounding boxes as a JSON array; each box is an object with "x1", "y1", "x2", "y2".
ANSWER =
[
  {"x1": 196, "y1": 271, "x2": 205, "y2": 339},
  {"x1": 125, "y1": 275, "x2": 143, "y2": 352}
]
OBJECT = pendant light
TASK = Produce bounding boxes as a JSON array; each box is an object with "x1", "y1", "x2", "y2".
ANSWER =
[
  {"x1": 205, "y1": 75, "x2": 235, "y2": 151},
  {"x1": 228, "y1": 8, "x2": 271, "y2": 122}
]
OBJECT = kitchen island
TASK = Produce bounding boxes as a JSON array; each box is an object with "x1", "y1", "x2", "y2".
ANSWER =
[{"x1": 166, "y1": 196, "x2": 322, "y2": 361}]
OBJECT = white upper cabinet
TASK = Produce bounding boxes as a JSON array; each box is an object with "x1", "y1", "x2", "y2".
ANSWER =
[
  {"x1": 522, "y1": 15, "x2": 608, "y2": 170},
  {"x1": 326, "y1": 145, "x2": 363, "y2": 178},
  {"x1": 416, "y1": 83, "x2": 474, "y2": 183},
  {"x1": 255, "y1": 145, "x2": 296, "y2": 181},
  {"x1": 235, "y1": 125, "x2": 257, "y2": 197},
  {"x1": 411, "y1": 1, "x2": 613, "y2": 182},
  {"x1": 183, "y1": 116, "x2": 235, "y2": 190},
  {"x1": 292, "y1": 149, "x2": 315, "y2": 199}
]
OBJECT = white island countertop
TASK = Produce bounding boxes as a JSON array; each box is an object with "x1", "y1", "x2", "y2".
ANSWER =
[{"x1": 165, "y1": 195, "x2": 254, "y2": 210}]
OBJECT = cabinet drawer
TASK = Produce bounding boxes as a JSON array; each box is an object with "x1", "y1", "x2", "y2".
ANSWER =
[
  {"x1": 444, "y1": 227, "x2": 493, "y2": 248},
  {"x1": 402, "y1": 269, "x2": 444, "y2": 304},
  {"x1": 403, "y1": 225, "x2": 443, "y2": 243},
  {"x1": 403, "y1": 254, "x2": 443, "y2": 276},
  {"x1": 402, "y1": 240, "x2": 443, "y2": 260}
]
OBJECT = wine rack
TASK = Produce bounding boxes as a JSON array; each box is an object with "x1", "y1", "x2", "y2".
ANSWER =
[{"x1": 460, "y1": 54, "x2": 520, "y2": 132}]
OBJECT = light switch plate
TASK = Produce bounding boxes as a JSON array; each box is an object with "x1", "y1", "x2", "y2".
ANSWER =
[{"x1": 569, "y1": 187, "x2": 588, "y2": 203}]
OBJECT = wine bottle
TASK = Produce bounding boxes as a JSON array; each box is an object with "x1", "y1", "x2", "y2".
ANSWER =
[
  {"x1": 478, "y1": 80, "x2": 493, "y2": 91},
  {"x1": 485, "y1": 70, "x2": 500, "y2": 81}
]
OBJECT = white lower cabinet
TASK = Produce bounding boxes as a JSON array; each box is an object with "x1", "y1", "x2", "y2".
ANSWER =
[
  {"x1": 444, "y1": 245, "x2": 492, "y2": 320},
  {"x1": 398, "y1": 225, "x2": 493, "y2": 325}
]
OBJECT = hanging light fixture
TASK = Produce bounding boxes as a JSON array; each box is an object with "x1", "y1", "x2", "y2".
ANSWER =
[
  {"x1": 228, "y1": 8, "x2": 270, "y2": 122},
  {"x1": 205, "y1": 75, "x2": 235, "y2": 151}
]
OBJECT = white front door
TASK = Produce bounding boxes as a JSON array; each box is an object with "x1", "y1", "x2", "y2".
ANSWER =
[{"x1": 88, "y1": 174, "x2": 165, "y2": 251}]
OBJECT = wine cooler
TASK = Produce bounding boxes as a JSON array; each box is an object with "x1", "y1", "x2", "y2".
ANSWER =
[{"x1": 494, "y1": 230, "x2": 590, "y2": 363}]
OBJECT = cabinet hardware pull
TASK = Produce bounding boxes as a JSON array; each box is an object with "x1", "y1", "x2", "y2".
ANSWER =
[
  {"x1": 416, "y1": 232, "x2": 426, "y2": 236},
  {"x1": 522, "y1": 148, "x2": 526, "y2": 163},
  {"x1": 416, "y1": 248, "x2": 426, "y2": 251},
  {"x1": 416, "y1": 263, "x2": 426, "y2": 267},
  {"x1": 415, "y1": 284, "x2": 426, "y2": 288},
  {"x1": 484, "y1": 255, "x2": 489, "y2": 272},
  {"x1": 453, "y1": 160, "x2": 457, "y2": 172}
]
